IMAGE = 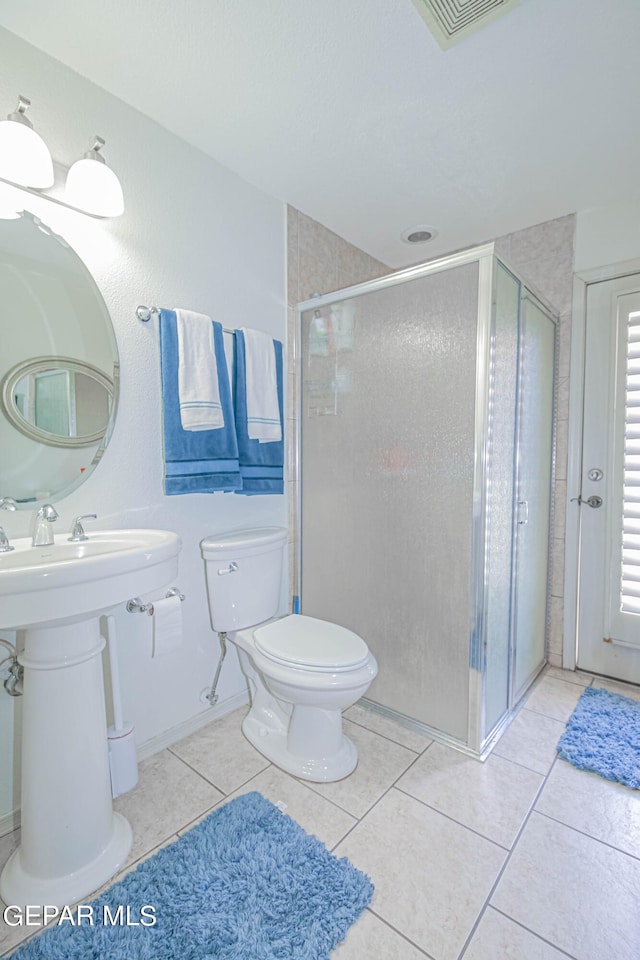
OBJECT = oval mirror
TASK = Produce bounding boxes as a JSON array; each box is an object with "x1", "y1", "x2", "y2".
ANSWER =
[
  {"x1": 0, "y1": 212, "x2": 119, "y2": 504},
  {"x1": 1, "y1": 356, "x2": 115, "y2": 448}
]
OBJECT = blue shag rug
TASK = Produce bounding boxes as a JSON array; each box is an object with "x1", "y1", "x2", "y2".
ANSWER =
[
  {"x1": 557, "y1": 686, "x2": 640, "y2": 789},
  {"x1": 10, "y1": 792, "x2": 373, "y2": 959}
]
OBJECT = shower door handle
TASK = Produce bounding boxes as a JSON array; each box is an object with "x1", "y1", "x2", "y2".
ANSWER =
[{"x1": 517, "y1": 500, "x2": 529, "y2": 525}]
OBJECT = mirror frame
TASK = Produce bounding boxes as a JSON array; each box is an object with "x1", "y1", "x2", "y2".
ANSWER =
[{"x1": 0, "y1": 356, "x2": 117, "y2": 449}]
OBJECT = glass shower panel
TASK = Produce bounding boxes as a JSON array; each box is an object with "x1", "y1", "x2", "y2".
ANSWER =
[
  {"x1": 513, "y1": 296, "x2": 555, "y2": 695},
  {"x1": 301, "y1": 263, "x2": 480, "y2": 743},
  {"x1": 483, "y1": 265, "x2": 519, "y2": 734}
]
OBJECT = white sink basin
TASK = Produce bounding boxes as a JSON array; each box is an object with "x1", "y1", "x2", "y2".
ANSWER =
[
  {"x1": 0, "y1": 528, "x2": 181, "y2": 629},
  {"x1": 0, "y1": 527, "x2": 182, "y2": 909}
]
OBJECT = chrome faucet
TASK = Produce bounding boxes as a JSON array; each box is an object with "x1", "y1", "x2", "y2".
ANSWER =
[
  {"x1": 0, "y1": 527, "x2": 13, "y2": 553},
  {"x1": 32, "y1": 503, "x2": 58, "y2": 547},
  {"x1": 68, "y1": 514, "x2": 97, "y2": 542},
  {"x1": 0, "y1": 499, "x2": 17, "y2": 552}
]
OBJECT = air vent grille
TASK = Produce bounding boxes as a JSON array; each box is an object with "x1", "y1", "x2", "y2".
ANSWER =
[{"x1": 412, "y1": 0, "x2": 519, "y2": 49}]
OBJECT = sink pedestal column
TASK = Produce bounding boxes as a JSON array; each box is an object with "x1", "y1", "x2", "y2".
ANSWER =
[{"x1": 0, "y1": 617, "x2": 132, "y2": 908}]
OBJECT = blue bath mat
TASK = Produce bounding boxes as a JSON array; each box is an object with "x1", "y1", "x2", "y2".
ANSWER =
[
  {"x1": 10, "y1": 792, "x2": 373, "y2": 959},
  {"x1": 557, "y1": 686, "x2": 640, "y2": 789}
]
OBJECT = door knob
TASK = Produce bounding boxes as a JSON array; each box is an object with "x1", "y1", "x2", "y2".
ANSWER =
[{"x1": 570, "y1": 495, "x2": 603, "y2": 508}]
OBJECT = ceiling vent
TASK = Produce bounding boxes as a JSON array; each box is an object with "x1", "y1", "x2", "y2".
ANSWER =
[{"x1": 412, "y1": 0, "x2": 519, "y2": 49}]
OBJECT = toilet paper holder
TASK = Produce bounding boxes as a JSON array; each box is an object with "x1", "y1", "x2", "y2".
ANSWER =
[{"x1": 126, "y1": 587, "x2": 185, "y2": 616}]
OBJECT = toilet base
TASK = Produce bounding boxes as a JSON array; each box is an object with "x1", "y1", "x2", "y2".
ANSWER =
[{"x1": 242, "y1": 711, "x2": 358, "y2": 782}]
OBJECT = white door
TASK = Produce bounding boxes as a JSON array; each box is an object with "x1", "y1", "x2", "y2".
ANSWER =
[{"x1": 577, "y1": 273, "x2": 640, "y2": 680}]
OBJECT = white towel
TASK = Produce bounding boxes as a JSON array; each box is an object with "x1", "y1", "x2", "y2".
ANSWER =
[
  {"x1": 175, "y1": 309, "x2": 224, "y2": 431},
  {"x1": 242, "y1": 327, "x2": 282, "y2": 442}
]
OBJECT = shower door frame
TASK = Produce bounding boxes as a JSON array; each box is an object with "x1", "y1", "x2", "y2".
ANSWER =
[{"x1": 296, "y1": 243, "x2": 557, "y2": 757}]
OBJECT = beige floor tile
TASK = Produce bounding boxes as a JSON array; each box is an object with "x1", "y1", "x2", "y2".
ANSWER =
[
  {"x1": 1, "y1": 907, "x2": 44, "y2": 958},
  {"x1": 0, "y1": 832, "x2": 65, "y2": 957},
  {"x1": 536, "y1": 760, "x2": 640, "y2": 859},
  {"x1": 0, "y1": 826, "x2": 19, "y2": 874},
  {"x1": 114, "y1": 749, "x2": 222, "y2": 864},
  {"x1": 0, "y1": 830, "x2": 31, "y2": 957},
  {"x1": 221, "y1": 765, "x2": 357, "y2": 850},
  {"x1": 333, "y1": 909, "x2": 428, "y2": 958},
  {"x1": 492, "y1": 708, "x2": 566, "y2": 775},
  {"x1": 396, "y1": 742, "x2": 542, "y2": 849},
  {"x1": 344, "y1": 704, "x2": 433, "y2": 754},
  {"x1": 307, "y1": 720, "x2": 417, "y2": 818},
  {"x1": 335, "y1": 788, "x2": 506, "y2": 960},
  {"x1": 463, "y1": 907, "x2": 569, "y2": 959},
  {"x1": 492, "y1": 812, "x2": 640, "y2": 960},
  {"x1": 545, "y1": 666, "x2": 593, "y2": 687},
  {"x1": 590, "y1": 677, "x2": 640, "y2": 702},
  {"x1": 169, "y1": 707, "x2": 270, "y2": 794},
  {"x1": 524, "y1": 676, "x2": 583, "y2": 723}
]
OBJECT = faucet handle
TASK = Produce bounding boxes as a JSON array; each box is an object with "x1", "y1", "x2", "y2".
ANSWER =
[
  {"x1": 68, "y1": 514, "x2": 97, "y2": 542},
  {"x1": 0, "y1": 498, "x2": 17, "y2": 512},
  {"x1": 0, "y1": 526, "x2": 14, "y2": 553},
  {"x1": 36, "y1": 503, "x2": 58, "y2": 521}
]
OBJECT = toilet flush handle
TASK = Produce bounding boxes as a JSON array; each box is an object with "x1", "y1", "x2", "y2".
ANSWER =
[{"x1": 217, "y1": 562, "x2": 239, "y2": 576}]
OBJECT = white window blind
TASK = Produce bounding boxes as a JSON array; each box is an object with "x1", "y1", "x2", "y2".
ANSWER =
[{"x1": 621, "y1": 310, "x2": 640, "y2": 614}]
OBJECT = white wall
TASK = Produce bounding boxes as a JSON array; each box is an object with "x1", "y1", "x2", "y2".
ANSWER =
[
  {"x1": 0, "y1": 28, "x2": 287, "y2": 825},
  {"x1": 575, "y1": 202, "x2": 640, "y2": 273}
]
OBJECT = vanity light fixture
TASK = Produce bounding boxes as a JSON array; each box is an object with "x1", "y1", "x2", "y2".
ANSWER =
[
  {"x1": 66, "y1": 137, "x2": 124, "y2": 217},
  {"x1": 0, "y1": 95, "x2": 54, "y2": 188},
  {"x1": 0, "y1": 95, "x2": 124, "y2": 219}
]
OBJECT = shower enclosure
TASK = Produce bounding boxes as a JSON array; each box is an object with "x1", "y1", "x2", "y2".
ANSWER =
[{"x1": 297, "y1": 243, "x2": 556, "y2": 756}]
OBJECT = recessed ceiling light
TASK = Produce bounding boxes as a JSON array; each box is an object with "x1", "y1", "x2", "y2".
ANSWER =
[{"x1": 401, "y1": 225, "x2": 438, "y2": 245}]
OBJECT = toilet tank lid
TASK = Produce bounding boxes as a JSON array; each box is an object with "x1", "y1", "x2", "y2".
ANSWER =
[
  {"x1": 201, "y1": 526, "x2": 287, "y2": 557},
  {"x1": 254, "y1": 614, "x2": 369, "y2": 669}
]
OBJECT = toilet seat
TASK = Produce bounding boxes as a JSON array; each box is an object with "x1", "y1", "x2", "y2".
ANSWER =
[{"x1": 254, "y1": 614, "x2": 369, "y2": 672}]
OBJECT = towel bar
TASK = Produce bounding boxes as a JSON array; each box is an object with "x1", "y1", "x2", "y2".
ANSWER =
[{"x1": 136, "y1": 305, "x2": 234, "y2": 335}]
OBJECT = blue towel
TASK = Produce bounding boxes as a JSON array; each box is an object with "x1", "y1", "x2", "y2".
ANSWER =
[
  {"x1": 233, "y1": 330, "x2": 284, "y2": 495},
  {"x1": 159, "y1": 310, "x2": 241, "y2": 494}
]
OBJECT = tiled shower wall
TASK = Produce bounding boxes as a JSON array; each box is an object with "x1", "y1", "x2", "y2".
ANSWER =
[
  {"x1": 285, "y1": 206, "x2": 389, "y2": 602},
  {"x1": 286, "y1": 208, "x2": 575, "y2": 668}
]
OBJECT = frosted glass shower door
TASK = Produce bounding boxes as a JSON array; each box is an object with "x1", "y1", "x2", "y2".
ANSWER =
[
  {"x1": 512, "y1": 296, "x2": 555, "y2": 695},
  {"x1": 300, "y1": 263, "x2": 480, "y2": 743}
]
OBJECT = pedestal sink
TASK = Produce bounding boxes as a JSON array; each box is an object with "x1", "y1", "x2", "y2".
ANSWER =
[{"x1": 0, "y1": 529, "x2": 181, "y2": 908}]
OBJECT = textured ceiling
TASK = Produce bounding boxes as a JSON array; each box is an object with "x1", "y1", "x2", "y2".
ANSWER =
[{"x1": 0, "y1": 0, "x2": 638, "y2": 266}]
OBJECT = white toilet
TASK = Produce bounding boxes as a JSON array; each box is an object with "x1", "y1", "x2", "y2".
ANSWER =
[{"x1": 200, "y1": 526, "x2": 377, "y2": 782}]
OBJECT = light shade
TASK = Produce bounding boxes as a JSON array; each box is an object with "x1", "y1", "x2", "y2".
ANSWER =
[
  {"x1": 65, "y1": 141, "x2": 124, "y2": 217},
  {"x1": 0, "y1": 111, "x2": 54, "y2": 188}
]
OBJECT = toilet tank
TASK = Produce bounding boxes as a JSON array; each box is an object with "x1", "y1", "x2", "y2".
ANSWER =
[{"x1": 200, "y1": 526, "x2": 287, "y2": 632}]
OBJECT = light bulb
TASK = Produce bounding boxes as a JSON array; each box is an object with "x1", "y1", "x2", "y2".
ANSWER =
[
  {"x1": 0, "y1": 96, "x2": 54, "y2": 188},
  {"x1": 65, "y1": 137, "x2": 124, "y2": 217}
]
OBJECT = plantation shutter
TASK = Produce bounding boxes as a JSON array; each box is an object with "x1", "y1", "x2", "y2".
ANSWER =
[{"x1": 620, "y1": 310, "x2": 640, "y2": 614}]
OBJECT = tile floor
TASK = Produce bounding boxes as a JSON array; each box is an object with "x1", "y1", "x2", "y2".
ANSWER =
[{"x1": 2, "y1": 667, "x2": 640, "y2": 959}]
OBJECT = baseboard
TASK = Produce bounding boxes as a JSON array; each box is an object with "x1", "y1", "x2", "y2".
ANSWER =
[
  {"x1": 0, "y1": 807, "x2": 20, "y2": 839},
  {"x1": 0, "y1": 690, "x2": 250, "y2": 839},
  {"x1": 136, "y1": 689, "x2": 249, "y2": 762}
]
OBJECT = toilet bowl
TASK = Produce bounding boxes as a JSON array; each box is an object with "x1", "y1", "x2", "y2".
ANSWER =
[{"x1": 201, "y1": 527, "x2": 377, "y2": 782}]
